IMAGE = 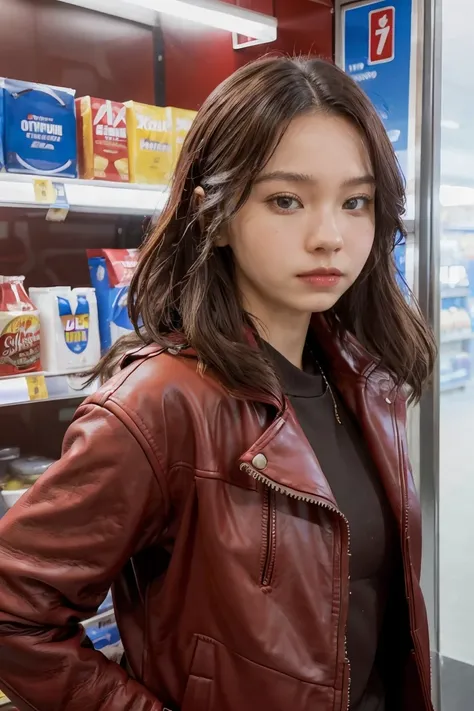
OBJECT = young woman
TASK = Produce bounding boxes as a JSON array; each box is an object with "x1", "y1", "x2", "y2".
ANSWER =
[{"x1": 0, "y1": 57, "x2": 435, "y2": 711}]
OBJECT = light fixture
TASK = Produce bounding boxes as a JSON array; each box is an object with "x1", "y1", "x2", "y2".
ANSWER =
[{"x1": 57, "y1": 0, "x2": 277, "y2": 43}]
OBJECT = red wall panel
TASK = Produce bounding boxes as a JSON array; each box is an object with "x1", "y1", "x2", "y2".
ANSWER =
[
  {"x1": 0, "y1": 0, "x2": 155, "y2": 103},
  {"x1": 163, "y1": 0, "x2": 334, "y2": 110}
]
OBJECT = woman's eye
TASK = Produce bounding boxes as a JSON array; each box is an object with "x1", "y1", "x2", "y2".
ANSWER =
[
  {"x1": 343, "y1": 196, "x2": 371, "y2": 211},
  {"x1": 271, "y1": 195, "x2": 301, "y2": 211}
]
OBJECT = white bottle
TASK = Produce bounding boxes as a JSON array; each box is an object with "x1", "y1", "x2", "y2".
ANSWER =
[{"x1": 29, "y1": 287, "x2": 101, "y2": 373}]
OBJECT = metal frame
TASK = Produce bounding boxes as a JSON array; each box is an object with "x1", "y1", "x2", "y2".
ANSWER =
[
  {"x1": 335, "y1": 1, "x2": 442, "y2": 707},
  {"x1": 417, "y1": 0, "x2": 442, "y2": 706}
]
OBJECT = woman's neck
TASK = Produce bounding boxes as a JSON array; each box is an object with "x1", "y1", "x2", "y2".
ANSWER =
[{"x1": 256, "y1": 315, "x2": 311, "y2": 370}]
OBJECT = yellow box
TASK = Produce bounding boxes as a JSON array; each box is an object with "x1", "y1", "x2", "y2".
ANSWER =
[
  {"x1": 125, "y1": 102, "x2": 174, "y2": 185},
  {"x1": 166, "y1": 107, "x2": 197, "y2": 165}
]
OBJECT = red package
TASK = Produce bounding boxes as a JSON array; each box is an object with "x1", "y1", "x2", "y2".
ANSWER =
[
  {"x1": 76, "y1": 97, "x2": 129, "y2": 182},
  {"x1": 0, "y1": 276, "x2": 41, "y2": 376}
]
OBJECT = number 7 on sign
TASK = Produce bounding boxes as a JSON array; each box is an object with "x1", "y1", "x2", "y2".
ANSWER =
[{"x1": 369, "y1": 7, "x2": 395, "y2": 65}]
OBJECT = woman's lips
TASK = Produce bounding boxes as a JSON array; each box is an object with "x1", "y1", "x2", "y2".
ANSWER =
[{"x1": 297, "y1": 270, "x2": 342, "y2": 288}]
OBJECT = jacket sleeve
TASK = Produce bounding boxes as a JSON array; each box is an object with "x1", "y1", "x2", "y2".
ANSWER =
[{"x1": 0, "y1": 402, "x2": 167, "y2": 711}]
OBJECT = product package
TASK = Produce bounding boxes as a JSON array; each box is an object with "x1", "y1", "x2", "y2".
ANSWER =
[
  {"x1": 87, "y1": 249, "x2": 138, "y2": 353},
  {"x1": 167, "y1": 107, "x2": 197, "y2": 164},
  {"x1": 0, "y1": 79, "x2": 5, "y2": 172},
  {"x1": 0, "y1": 276, "x2": 41, "y2": 376},
  {"x1": 29, "y1": 286, "x2": 100, "y2": 373},
  {"x1": 2, "y1": 78, "x2": 77, "y2": 177},
  {"x1": 126, "y1": 101, "x2": 173, "y2": 185},
  {"x1": 77, "y1": 97, "x2": 129, "y2": 181}
]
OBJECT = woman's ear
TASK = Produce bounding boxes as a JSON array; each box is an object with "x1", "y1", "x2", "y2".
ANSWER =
[
  {"x1": 193, "y1": 186, "x2": 206, "y2": 231},
  {"x1": 193, "y1": 186, "x2": 228, "y2": 247},
  {"x1": 194, "y1": 186, "x2": 205, "y2": 203}
]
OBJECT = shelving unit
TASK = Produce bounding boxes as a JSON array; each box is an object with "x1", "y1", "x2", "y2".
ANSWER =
[
  {"x1": 440, "y1": 276, "x2": 473, "y2": 391},
  {"x1": 0, "y1": 172, "x2": 155, "y2": 697},
  {"x1": 0, "y1": 173, "x2": 169, "y2": 216},
  {"x1": 0, "y1": 372, "x2": 97, "y2": 407}
]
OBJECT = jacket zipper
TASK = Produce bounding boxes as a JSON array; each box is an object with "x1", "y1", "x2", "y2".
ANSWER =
[
  {"x1": 261, "y1": 487, "x2": 277, "y2": 587},
  {"x1": 240, "y1": 461, "x2": 352, "y2": 710}
]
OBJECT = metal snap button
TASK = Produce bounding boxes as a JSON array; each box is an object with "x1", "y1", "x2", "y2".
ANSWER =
[{"x1": 252, "y1": 453, "x2": 268, "y2": 470}]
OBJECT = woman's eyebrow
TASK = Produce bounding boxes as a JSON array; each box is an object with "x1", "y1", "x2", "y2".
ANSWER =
[{"x1": 254, "y1": 171, "x2": 375, "y2": 187}]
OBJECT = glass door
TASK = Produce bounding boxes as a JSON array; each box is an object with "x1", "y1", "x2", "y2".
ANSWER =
[{"x1": 437, "y1": 1, "x2": 474, "y2": 705}]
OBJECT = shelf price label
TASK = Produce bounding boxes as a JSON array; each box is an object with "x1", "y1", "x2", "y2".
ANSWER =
[
  {"x1": 0, "y1": 690, "x2": 10, "y2": 706},
  {"x1": 33, "y1": 179, "x2": 70, "y2": 222},
  {"x1": 33, "y1": 178, "x2": 58, "y2": 204},
  {"x1": 26, "y1": 375, "x2": 48, "y2": 402}
]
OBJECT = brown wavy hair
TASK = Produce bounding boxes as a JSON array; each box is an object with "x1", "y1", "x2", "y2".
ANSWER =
[{"x1": 94, "y1": 56, "x2": 435, "y2": 403}]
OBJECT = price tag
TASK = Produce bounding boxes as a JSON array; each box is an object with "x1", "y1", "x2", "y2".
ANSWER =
[
  {"x1": 33, "y1": 179, "x2": 70, "y2": 222},
  {"x1": 34, "y1": 178, "x2": 57, "y2": 204},
  {"x1": 26, "y1": 375, "x2": 48, "y2": 402}
]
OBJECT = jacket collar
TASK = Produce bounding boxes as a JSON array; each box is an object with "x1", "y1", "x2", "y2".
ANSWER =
[
  {"x1": 240, "y1": 319, "x2": 407, "y2": 529},
  {"x1": 123, "y1": 331, "x2": 408, "y2": 533}
]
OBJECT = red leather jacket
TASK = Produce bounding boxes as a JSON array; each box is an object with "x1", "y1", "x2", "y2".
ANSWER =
[{"x1": 0, "y1": 326, "x2": 433, "y2": 711}]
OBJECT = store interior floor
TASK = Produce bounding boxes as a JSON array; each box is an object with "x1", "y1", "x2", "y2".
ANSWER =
[{"x1": 439, "y1": 384, "x2": 474, "y2": 708}]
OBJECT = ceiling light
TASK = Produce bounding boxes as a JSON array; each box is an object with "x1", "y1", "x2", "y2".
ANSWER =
[{"x1": 57, "y1": 0, "x2": 277, "y2": 42}]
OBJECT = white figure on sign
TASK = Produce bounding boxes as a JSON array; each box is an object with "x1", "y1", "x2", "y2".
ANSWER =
[{"x1": 375, "y1": 14, "x2": 391, "y2": 56}]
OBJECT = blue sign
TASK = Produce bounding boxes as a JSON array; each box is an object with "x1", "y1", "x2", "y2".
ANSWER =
[
  {"x1": 342, "y1": 0, "x2": 413, "y2": 181},
  {"x1": 342, "y1": 0, "x2": 413, "y2": 285}
]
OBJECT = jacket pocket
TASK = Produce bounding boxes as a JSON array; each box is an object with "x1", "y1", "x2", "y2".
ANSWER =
[
  {"x1": 260, "y1": 487, "x2": 277, "y2": 588},
  {"x1": 182, "y1": 636, "x2": 215, "y2": 711}
]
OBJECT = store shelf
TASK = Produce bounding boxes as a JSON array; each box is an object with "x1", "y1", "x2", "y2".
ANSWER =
[
  {"x1": 440, "y1": 369, "x2": 470, "y2": 391},
  {"x1": 0, "y1": 371, "x2": 97, "y2": 407},
  {"x1": 441, "y1": 286, "x2": 470, "y2": 299},
  {"x1": 441, "y1": 329, "x2": 474, "y2": 344},
  {"x1": 0, "y1": 173, "x2": 169, "y2": 216}
]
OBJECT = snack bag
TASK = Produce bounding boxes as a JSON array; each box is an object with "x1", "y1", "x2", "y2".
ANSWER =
[
  {"x1": 0, "y1": 276, "x2": 41, "y2": 376},
  {"x1": 87, "y1": 249, "x2": 138, "y2": 353},
  {"x1": 166, "y1": 107, "x2": 197, "y2": 166},
  {"x1": 77, "y1": 97, "x2": 129, "y2": 182},
  {"x1": 126, "y1": 101, "x2": 173, "y2": 185},
  {"x1": 3, "y1": 79, "x2": 77, "y2": 177}
]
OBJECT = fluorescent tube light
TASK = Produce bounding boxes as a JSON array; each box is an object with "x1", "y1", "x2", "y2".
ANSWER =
[{"x1": 57, "y1": 0, "x2": 277, "y2": 42}]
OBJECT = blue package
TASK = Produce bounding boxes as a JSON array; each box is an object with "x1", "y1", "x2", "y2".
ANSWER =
[
  {"x1": 87, "y1": 621, "x2": 121, "y2": 651},
  {"x1": 0, "y1": 79, "x2": 5, "y2": 172},
  {"x1": 87, "y1": 249, "x2": 137, "y2": 353},
  {"x1": 3, "y1": 78, "x2": 77, "y2": 177},
  {"x1": 98, "y1": 590, "x2": 114, "y2": 614}
]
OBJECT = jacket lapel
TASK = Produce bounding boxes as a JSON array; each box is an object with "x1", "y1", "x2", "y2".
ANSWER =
[{"x1": 239, "y1": 404, "x2": 339, "y2": 509}]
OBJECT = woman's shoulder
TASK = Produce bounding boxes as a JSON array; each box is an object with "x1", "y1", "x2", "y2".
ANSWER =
[
  {"x1": 80, "y1": 344, "x2": 264, "y2": 477},
  {"x1": 88, "y1": 345, "x2": 227, "y2": 418}
]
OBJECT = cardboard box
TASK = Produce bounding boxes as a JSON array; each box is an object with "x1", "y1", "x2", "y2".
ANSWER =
[
  {"x1": 3, "y1": 78, "x2": 77, "y2": 177},
  {"x1": 166, "y1": 107, "x2": 197, "y2": 165},
  {"x1": 125, "y1": 101, "x2": 173, "y2": 185},
  {"x1": 76, "y1": 97, "x2": 129, "y2": 182},
  {"x1": 87, "y1": 248, "x2": 137, "y2": 352}
]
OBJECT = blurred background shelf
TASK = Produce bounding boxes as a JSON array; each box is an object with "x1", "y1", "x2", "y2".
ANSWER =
[{"x1": 440, "y1": 329, "x2": 474, "y2": 344}]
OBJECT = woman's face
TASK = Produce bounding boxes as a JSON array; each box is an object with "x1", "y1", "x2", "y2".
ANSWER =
[{"x1": 222, "y1": 112, "x2": 376, "y2": 329}]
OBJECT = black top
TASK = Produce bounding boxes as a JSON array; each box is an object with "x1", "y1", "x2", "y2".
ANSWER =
[{"x1": 265, "y1": 341, "x2": 397, "y2": 711}]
